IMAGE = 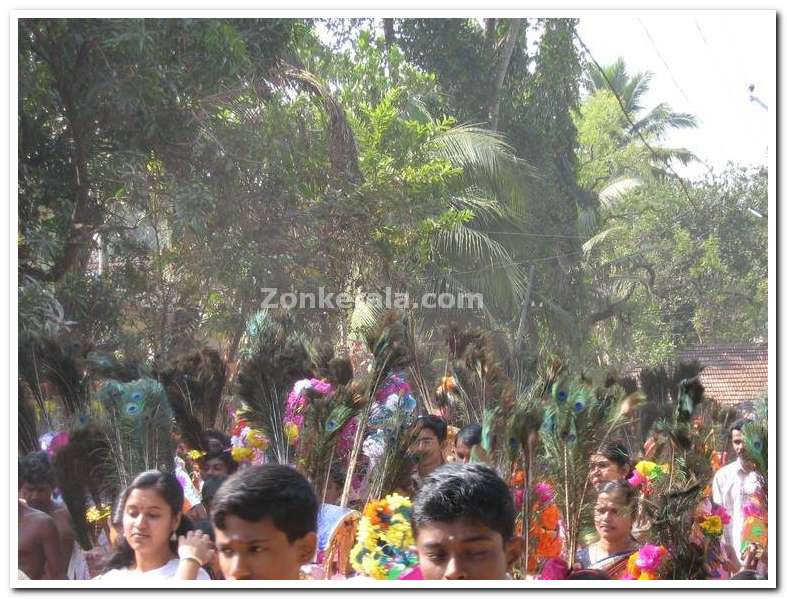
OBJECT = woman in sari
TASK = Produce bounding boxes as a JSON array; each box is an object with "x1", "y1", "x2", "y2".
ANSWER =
[{"x1": 575, "y1": 480, "x2": 639, "y2": 579}]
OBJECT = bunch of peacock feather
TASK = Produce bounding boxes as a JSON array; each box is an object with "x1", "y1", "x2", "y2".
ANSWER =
[
  {"x1": 19, "y1": 381, "x2": 40, "y2": 457},
  {"x1": 235, "y1": 310, "x2": 314, "y2": 465},
  {"x1": 741, "y1": 394, "x2": 767, "y2": 478},
  {"x1": 290, "y1": 344, "x2": 365, "y2": 503},
  {"x1": 442, "y1": 323, "x2": 515, "y2": 469},
  {"x1": 506, "y1": 369, "x2": 546, "y2": 576},
  {"x1": 638, "y1": 361, "x2": 704, "y2": 457},
  {"x1": 339, "y1": 310, "x2": 413, "y2": 507},
  {"x1": 96, "y1": 377, "x2": 175, "y2": 490},
  {"x1": 85, "y1": 351, "x2": 145, "y2": 383},
  {"x1": 51, "y1": 422, "x2": 114, "y2": 550},
  {"x1": 18, "y1": 334, "x2": 92, "y2": 426},
  {"x1": 635, "y1": 466, "x2": 711, "y2": 579},
  {"x1": 401, "y1": 315, "x2": 441, "y2": 417},
  {"x1": 539, "y1": 367, "x2": 639, "y2": 568},
  {"x1": 159, "y1": 347, "x2": 227, "y2": 451}
]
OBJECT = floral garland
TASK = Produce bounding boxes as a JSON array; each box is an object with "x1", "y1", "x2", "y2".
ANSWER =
[
  {"x1": 526, "y1": 482, "x2": 562, "y2": 572},
  {"x1": 623, "y1": 544, "x2": 668, "y2": 580},
  {"x1": 349, "y1": 493, "x2": 418, "y2": 580}
]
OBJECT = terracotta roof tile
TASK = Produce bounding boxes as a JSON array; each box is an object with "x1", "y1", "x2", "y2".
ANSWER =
[{"x1": 628, "y1": 343, "x2": 768, "y2": 406}]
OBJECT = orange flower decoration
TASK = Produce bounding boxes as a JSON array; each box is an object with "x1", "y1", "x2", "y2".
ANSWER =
[
  {"x1": 540, "y1": 504, "x2": 560, "y2": 530},
  {"x1": 511, "y1": 470, "x2": 525, "y2": 488},
  {"x1": 536, "y1": 532, "x2": 562, "y2": 558}
]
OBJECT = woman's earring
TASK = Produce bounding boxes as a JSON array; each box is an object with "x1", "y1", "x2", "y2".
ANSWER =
[{"x1": 171, "y1": 531, "x2": 177, "y2": 542}]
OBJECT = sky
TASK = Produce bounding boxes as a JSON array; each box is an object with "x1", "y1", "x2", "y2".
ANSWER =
[
  {"x1": 577, "y1": 11, "x2": 774, "y2": 180},
  {"x1": 316, "y1": 11, "x2": 775, "y2": 181}
]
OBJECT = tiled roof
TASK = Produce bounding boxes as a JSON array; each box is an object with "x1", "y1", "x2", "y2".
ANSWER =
[{"x1": 676, "y1": 344, "x2": 768, "y2": 406}]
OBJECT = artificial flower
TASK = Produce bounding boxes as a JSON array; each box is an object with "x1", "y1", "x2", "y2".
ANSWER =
[
  {"x1": 533, "y1": 482, "x2": 555, "y2": 504},
  {"x1": 231, "y1": 446, "x2": 254, "y2": 463},
  {"x1": 187, "y1": 449, "x2": 206, "y2": 461},
  {"x1": 539, "y1": 557, "x2": 569, "y2": 580},
  {"x1": 699, "y1": 515, "x2": 723, "y2": 537}
]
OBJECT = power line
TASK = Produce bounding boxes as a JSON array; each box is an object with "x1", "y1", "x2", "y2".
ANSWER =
[
  {"x1": 574, "y1": 31, "x2": 701, "y2": 213},
  {"x1": 638, "y1": 18, "x2": 694, "y2": 108}
]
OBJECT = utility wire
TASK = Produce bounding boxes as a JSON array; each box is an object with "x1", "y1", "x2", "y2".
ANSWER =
[
  {"x1": 638, "y1": 18, "x2": 694, "y2": 107},
  {"x1": 574, "y1": 31, "x2": 701, "y2": 213}
]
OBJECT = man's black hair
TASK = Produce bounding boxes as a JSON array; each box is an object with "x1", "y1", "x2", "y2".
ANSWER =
[
  {"x1": 200, "y1": 450, "x2": 238, "y2": 475},
  {"x1": 567, "y1": 569, "x2": 611, "y2": 580},
  {"x1": 413, "y1": 463, "x2": 515, "y2": 541},
  {"x1": 201, "y1": 474, "x2": 227, "y2": 513},
  {"x1": 730, "y1": 418, "x2": 752, "y2": 434},
  {"x1": 18, "y1": 451, "x2": 55, "y2": 487},
  {"x1": 211, "y1": 464, "x2": 318, "y2": 543},
  {"x1": 201, "y1": 429, "x2": 231, "y2": 450},
  {"x1": 455, "y1": 423, "x2": 482, "y2": 447},
  {"x1": 595, "y1": 440, "x2": 631, "y2": 469},
  {"x1": 417, "y1": 414, "x2": 448, "y2": 442}
]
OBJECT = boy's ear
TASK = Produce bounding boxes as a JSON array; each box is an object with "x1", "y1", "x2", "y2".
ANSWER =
[
  {"x1": 295, "y1": 531, "x2": 318, "y2": 565},
  {"x1": 505, "y1": 536, "x2": 524, "y2": 569}
]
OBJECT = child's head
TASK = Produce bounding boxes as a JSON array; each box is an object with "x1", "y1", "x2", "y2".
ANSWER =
[
  {"x1": 412, "y1": 414, "x2": 448, "y2": 471},
  {"x1": 199, "y1": 450, "x2": 238, "y2": 479},
  {"x1": 412, "y1": 463, "x2": 522, "y2": 580},
  {"x1": 211, "y1": 464, "x2": 318, "y2": 580},
  {"x1": 200, "y1": 474, "x2": 227, "y2": 515},
  {"x1": 453, "y1": 424, "x2": 482, "y2": 464}
]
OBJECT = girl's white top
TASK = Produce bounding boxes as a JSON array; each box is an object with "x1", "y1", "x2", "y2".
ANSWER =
[{"x1": 95, "y1": 558, "x2": 210, "y2": 580}]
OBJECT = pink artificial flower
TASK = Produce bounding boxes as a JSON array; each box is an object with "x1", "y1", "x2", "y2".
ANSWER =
[
  {"x1": 399, "y1": 565, "x2": 423, "y2": 580},
  {"x1": 627, "y1": 469, "x2": 646, "y2": 488},
  {"x1": 742, "y1": 502, "x2": 764, "y2": 519},
  {"x1": 534, "y1": 482, "x2": 555, "y2": 504},
  {"x1": 711, "y1": 504, "x2": 731, "y2": 525},
  {"x1": 635, "y1": 544, "x2": 666, "y2": 571},
  {"x1": 539, "y1": 558, "x2": 569, "y2": 580},
  {"x1": 48, "y1": 431, "x2": 70, "y2": 455},
  {"x1": 310, "y1": 378, "x2": 333, "y2": 395}
]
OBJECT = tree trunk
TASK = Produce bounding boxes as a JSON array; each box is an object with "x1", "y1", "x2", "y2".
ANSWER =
[{"x1": 489, "y1": 19, "x2": 523, "y2": 131}]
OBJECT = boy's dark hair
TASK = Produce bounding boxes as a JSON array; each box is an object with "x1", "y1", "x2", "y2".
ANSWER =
[
  {"x1": 455, "y1": 424, "x2": 482, "y2": 447},
  {"x1": 200, "y1": 450, "x2": 238, "y2": 475},
  {"x1": 413, "y1": 463, "x2": 515, "y2": 541},
  {"x1": 730, "y1": 418, "x2": 752, "y2": 435},
  {"x1": 19, "y1": 451, "x2": 55, "y2": 487},
  {"x1": 595, "y1": 440, "x2": 631, "y2": 469},
  {"x1": 328, "y1": 464, "x2": 345, "y2": 487},
  {"x1": 212, "y1": 464, "x2": 318, "y2": 542},
  {"x1": 200, "y1": 475, "x2": 227, "y2": 513},
  {"x1": 567, "y1": 568, "x2": 612, "y2": 580},
  {"x1": 416, "y1": 414, "x2": 448, "y2": 442},
  {"x1": 201, "y1": 429, "x2": 231, "y2": 450}
]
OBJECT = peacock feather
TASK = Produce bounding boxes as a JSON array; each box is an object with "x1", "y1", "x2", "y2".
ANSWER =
[
  {"x1": 159, "y1": 347, "x2": 227, "y2": 451},
  {"x1": 96, "y1": 377, "x2": 175, "y2": 489},
  {"x1": 235, "y1": 310, "x2": 314, "y2": 464}
]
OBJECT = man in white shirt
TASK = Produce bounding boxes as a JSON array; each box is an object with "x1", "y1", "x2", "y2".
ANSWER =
[{"x1": 712, "y1": 418, "x2": 758, "y2": 572}]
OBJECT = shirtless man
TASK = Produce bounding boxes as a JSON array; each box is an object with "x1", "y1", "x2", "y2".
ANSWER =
[
  {"x1": 18, "y1": 499, "x2": 65, "y2": 579},
  {"x1": 19, "y1": 452, "x2": 75, "y2": 573}
]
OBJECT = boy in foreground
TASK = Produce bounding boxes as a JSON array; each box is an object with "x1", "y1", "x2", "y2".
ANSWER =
[
  {"x1": 412, "y1": 463, "x2": 523, "y2": 580},
  {"x1": 211, "y1": 464, "x2": 318, "y2": 580}
]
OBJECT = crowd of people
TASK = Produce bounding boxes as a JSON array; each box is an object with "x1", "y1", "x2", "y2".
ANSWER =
[
  {"x1": 16, "y1": 316, "x2": 769, "y2": 583},
  {"x1": 18, "y1": 413, "x2": 767, "y2": 582}
]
